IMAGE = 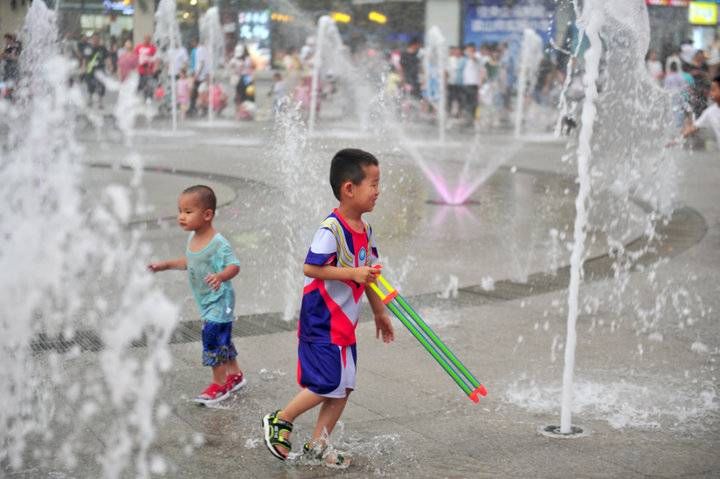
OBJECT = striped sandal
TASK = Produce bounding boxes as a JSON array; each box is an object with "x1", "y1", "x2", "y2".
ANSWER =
[{"x1": 262, "y1": 410, "x2": 293, "y2": 460}]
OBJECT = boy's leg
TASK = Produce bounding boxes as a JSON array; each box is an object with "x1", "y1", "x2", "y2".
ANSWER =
[
  {"x1": 211, "y1": 362, "x2": 227, "y2": 386},
  {"x1": 279, "y1": 391, "x2": 326, "y2": 442},
  {"x1": 280, "y1": 388, "x2": 326, "y2": 423},
  {"x1": 311, "y1": 391, "x2": 350, "y2": 443},
  {"x1": 194, "y1": 321, "x2": 232, "y2": 404},
  {"x1": 303, "y1": 391, "x2": 352, "y2": 468},
  {"x1": 265, "y1": 389, "x2": 326, "y2": 458}
]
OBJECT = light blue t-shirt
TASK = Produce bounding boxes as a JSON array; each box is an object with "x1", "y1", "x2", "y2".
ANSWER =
[{"x1": 186, "y1": 233, "x2": 241, "y2": 323}]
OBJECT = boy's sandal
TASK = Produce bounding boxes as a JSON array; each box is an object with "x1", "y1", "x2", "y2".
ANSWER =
[
  {"x1": 262, "y1": 410, "x2": 293, "y2": 460},
  {"x1": 303, "y1": 441, "x2": 350, "y2": 468},
  {"x1": 323, "y1": 450, "x2": 350, "y2": 469}
]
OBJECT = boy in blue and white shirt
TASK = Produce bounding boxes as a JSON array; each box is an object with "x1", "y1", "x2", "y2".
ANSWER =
[{"x1": 149, "y1": 185, "x2": 246, "y2": 405}]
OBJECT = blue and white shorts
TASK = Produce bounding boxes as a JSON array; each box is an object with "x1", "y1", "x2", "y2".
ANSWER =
[{"x1": 297, "y1": 342, "x2": 357, "y2": 398}]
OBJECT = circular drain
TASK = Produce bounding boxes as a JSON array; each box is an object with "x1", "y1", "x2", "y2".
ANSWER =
[{"x1": 539, "y1": 424, "x2": 589, "y2": 439}]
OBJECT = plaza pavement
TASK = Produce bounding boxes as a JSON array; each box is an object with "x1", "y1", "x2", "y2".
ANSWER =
[{"x1": 8, "y1": 113, "x2": 720, "y2": 478}]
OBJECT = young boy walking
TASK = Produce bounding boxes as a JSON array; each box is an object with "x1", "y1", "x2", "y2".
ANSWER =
[
  {"x1": 148, "y1": 185, "x2": 246, "y2": 405},
  {"x1": 262, "y1": 149, "x2": 395, "y2": 467}
]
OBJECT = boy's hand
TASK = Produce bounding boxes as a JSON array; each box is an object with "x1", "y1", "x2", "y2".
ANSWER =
[
  {"x1": 352, "y1": 266, "x2": 381, "y2": 284},
  {"x1": 374, "y1": 313, "x2": 394, "y2": 343},
  {"x1": 205, "y1": 273, "x2": 223, "y2": 291},
  {"x1": 147, "y1": 262, "x2": 166, "y2": 273}
]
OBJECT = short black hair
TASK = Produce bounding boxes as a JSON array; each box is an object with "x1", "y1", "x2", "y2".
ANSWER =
[
  {"x1": 329, "y1": 149, "x2": 379, "y2": 201},
  {"x1": 182, "y1": 185, "x2": 217, "y2": 212}
]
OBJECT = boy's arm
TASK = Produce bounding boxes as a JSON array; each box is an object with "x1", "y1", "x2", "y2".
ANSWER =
[
  {"x1": 148, "y1": 257, "x2": 187, "y2": 272},
  {"x1": 682, "y1": 123, "x2": 699, "y2": 138},
  {"x1": 684, "y1": 107, "x2": 712, "y2": 138},
  {"x1": 366, "y1": 286, "x2": 394, "y2": 343},
  {"x1": 303, "y1": 264, "x2": 379, "y2": 284}
]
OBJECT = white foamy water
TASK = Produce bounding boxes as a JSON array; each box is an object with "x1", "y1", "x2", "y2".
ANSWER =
[
  {"x1": 558, "y1": 0, "x2": 679, "y2": 434},
  {"x1": 507, "y1": 377, "x2": 719, "y2": 432},
  {"x1": 0, "y1": 4, "x2": 178, "y2": 477}
]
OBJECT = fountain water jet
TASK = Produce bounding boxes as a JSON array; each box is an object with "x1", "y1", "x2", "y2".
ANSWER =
[
  {"x1": 296, "y1": 14, "x2": 515, "y2": 207},
  {"x1": 539, "y1": 0, "x2": 678, "y2": 437},
  {"x1": 424, "y1": 26, "x2": 448, "y2": 143},
  {"x1": 514, "y1": 28, "x2": 544, "y2": 138},
  {"x1": 199, "y1": 6, "x2": 224, "y2": 123},
  {"x1": 154, "y1": 0, "x2": 182, "y2": 131}
]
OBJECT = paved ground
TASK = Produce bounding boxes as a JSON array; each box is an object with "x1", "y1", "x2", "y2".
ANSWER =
[{"x1": 5, "y1": 107, "x2": 720, "y2": 478}]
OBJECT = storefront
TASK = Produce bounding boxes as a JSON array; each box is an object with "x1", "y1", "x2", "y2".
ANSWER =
[
  {"x1": 56, "y1": 0, "x2": 136, "y2": 41},
  {"x1": 647, "y1": 0, "x2": 692, "y2": 55}
]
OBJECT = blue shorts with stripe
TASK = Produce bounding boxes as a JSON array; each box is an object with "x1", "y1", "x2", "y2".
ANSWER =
[{"x1": 297, "y1": 341, "x2": 357, "y2": 398}]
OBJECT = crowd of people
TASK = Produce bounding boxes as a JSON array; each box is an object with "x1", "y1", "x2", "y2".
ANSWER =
[
  {"x1": 1, "y1": 29, "x2": 257, "y2": 120},
  {"x1": 55, "y1": 31, "x2": 252, "y2": 118},
  {"x1": 2, "y1": 24, "x2": 718, "y2": 145},
  {"x1": 270, "y1": 36, "x2": 567, "y2": 132},
  {"x1": 646, "y1": 37, "x2": 720, "y2": 146},
  {"x1": 390, "y1": 39, "x2": 525, "y2": 128}
]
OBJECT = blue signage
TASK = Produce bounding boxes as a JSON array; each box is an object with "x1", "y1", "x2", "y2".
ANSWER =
[
  {"x1": 463, "y1": 0, "x2": 552, "y2": 47},
  {"x1": 238, "y1": 11, "x2": 270, "y2": 41},
  {"x1": 103, "y1": 1, "x2": 134, "y2": 15}
]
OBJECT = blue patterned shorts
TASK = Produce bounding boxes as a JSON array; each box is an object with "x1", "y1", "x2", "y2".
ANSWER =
[{"x1": 202, "y1": 321, "x2": 238, "y2": 367}]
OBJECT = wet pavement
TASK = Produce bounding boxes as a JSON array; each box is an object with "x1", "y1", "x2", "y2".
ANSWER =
[{"x1": 7, "y1": 118, "x2": 720, "y2": 478}]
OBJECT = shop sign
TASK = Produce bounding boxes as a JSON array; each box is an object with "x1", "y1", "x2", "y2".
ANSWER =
[
  {"x1": 103, "y1": 1, "x2": 134, "y2": 15},
  {"x1": 463, "y1": 0, "x2": 551, "y2": 46},
  {"x1": 238, "y1": 11, "x2": 270, "y2": 41},
  {"x1": 688, "y1": 1, "x2": 718, "y2": 24},
  {"x1": 646, "y1": 0, "x2": 690, "y2": 6}
]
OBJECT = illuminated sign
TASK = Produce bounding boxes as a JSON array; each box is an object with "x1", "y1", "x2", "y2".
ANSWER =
[
  {"x1": 689, "y1": 1, "x2": 718, "y2": 24},
  {"x1": 368, "y1": 11, "x2": 387, "y2": 24},
  {"x1": 103, "y1": 0, "x2": 134, "y2": 14},
  {"x1": 645, "y1": 0, "x2": 690, "y2": 6},
  {"x1": 271, "y1": 12, "x2": 293, "y2": 23},
  {"x1": 464, "y1": 1, "x2": 551, "y2": 46},
  {"x1": 238, "y1": 10, "x2": 270, "y2": 41},
  {"x1": 330, "y1": 12, "x2": 352, "y2": 23}
]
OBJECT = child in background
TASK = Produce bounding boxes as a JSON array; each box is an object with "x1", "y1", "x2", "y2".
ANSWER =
[
  {"x1": 683, "y1": 74, "x2": 720, "y2": 147},
  {"x1": 269, "y1": 71, "x2": 287, "y2": 116},
  {"x1": 148, "y1": 185, "x2": 246, "y2": 405},
  {"x1": 177, "y1": 67, "x2": 192, "y2": 120},
  {"x1": 262, "y1": 149, "x2": 394, "y2": 467}
]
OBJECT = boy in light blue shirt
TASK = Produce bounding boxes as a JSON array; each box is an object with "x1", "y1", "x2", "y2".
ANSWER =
[{"x1": 149, "y1": 185, "x2": 246, "y2": 405}]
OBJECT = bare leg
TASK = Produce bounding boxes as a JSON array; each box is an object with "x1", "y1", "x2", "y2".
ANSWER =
[
  {"x1": 272, "y1": 388, "x2": 326, "y2": 457},
  {"x1": 211, "y1": 362, "x2": 226, "y2": 385},
  {"x1": 280, "y1": 388, "x2": 325, "y2": 422},
  {"x1": 312, "y1": 391, "x2": 351, "y2": 442}
]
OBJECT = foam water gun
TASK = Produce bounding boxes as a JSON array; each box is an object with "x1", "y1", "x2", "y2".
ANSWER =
[{"x1": 369, "y1": 267, "x2": 488, "y2": 403}]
